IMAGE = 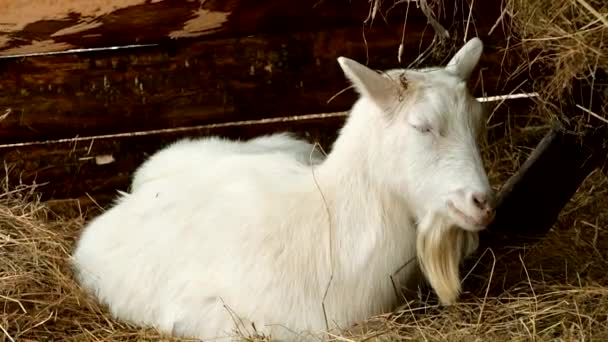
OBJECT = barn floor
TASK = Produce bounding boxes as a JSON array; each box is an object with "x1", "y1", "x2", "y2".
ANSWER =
[{"x1": 2, "y1": 120, "x2": 608, "y2": 342}]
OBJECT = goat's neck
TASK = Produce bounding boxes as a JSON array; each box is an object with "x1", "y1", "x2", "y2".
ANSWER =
[
  {"x1": 315, "y1": 99, "x2": 414, "y2": 233},
  {"x1": 311, "y1": 100, "x2": 417, "y2": 290}
]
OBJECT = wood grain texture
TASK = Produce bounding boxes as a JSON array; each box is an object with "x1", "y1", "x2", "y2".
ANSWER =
[
  {"x1": 0, "y1": 0, "x2": 517, "y2": 144},
  {"x1": 0, "y1": 25, "x2": 524, "y2": 144},
  {"x1": 0, "y1": 25, "x2": 412, "y2": 143},
  {"x1": 0, "y1": 0, "x2": 433, "y2": 57}
]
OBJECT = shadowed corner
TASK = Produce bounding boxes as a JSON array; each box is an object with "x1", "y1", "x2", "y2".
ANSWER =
[{"x1": 480, "y1": 68, "x2": 608, "y2": 250}]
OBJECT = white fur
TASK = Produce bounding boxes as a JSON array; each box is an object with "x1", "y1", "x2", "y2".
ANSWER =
[
  {"x1": 130, "y1": 133, "x2": 325, "y2": 192},
  {"x1": 72, "y1": 38, "x2": 495, "y2": 341}
]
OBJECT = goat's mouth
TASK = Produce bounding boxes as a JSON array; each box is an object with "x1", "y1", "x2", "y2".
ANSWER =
[{"x1": 446, "y1": 201, "x2": 493, "y2": 231}]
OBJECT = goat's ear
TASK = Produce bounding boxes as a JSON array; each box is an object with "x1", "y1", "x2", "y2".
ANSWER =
[
  {"x1": 337, "y1": 57, "x2": 398, "y2": 106},
  {"x1": 446, "y1": 37, "x2": 483, "y2": 81}
]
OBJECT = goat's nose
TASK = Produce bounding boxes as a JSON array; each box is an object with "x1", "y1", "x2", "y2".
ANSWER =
[{"x1": 470, "y1": 191, "x2": 493, "y2": 212}]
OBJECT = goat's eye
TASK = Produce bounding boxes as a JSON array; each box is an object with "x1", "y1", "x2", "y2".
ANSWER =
[{"x1": 410, "y1": 123, "x2": 433, "y2": 134}]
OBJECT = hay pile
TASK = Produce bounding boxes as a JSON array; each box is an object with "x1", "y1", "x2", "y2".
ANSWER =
[
  {"x1": 506, "y1": 0, "x2": 607, "y2": 123},
  {"x1": 1, "y1": 128, "x2": 608, "y2": 341},
  {"x1": 0, "y1": 189, "x2": 191, "y2": 341}
]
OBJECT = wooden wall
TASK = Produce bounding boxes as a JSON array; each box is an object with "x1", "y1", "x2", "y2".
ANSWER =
[{"x1": 0, "y1": 0, "x2": 531, "y2": 206}]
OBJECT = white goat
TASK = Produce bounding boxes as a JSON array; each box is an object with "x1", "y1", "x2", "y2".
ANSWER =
[{"x1": 71, "y1": 37, "x2": 495, "y2": 341}]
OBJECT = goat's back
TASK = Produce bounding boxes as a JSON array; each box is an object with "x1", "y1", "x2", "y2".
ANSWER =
[
  {"x1": 72, "y1": 134, "x2": 333, "y2": 340},
  {"x1": 130, "y1": 133, "x2": 323, "y2": 192}
]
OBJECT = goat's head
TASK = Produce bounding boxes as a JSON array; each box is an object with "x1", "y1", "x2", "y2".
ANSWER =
[
  {"x1": 337, "y1": 38, "x2": 495, "y2": 233},
  {"x1": 337, "y1": 38, "x2": 495, "y2": 305}
]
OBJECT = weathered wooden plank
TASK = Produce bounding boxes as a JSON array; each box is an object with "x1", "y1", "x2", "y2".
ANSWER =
[
  {"x1": 0, "y1": 0, "x2": 436, "y2": 57},
  {"x1": 0, "y1": 25, "x2": 411, "y2": 143},
  {"x1": 0, "y1": 24, "x2": 524, "y2": 145},
  {"x1": 0, "y1": 0, "x2": 519, "y2": 146}
]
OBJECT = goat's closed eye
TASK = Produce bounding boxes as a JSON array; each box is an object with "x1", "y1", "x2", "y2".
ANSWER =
[{"x1": 410, "y1": 123, "x2": 433, "y2": 134}]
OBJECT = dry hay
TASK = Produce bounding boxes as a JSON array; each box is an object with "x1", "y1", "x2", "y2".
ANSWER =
[
  {"x1": 367, "y1": 0, "x2": 606, "y2": 128},
  {"x1": 0, "y1": 189, "x2": 192, "y2": 341},
  {"x1": 505, "y1": 0, "x2": 607, "y2": 123}
]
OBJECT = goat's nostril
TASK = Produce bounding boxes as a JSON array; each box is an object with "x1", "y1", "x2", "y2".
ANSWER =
[{"x1": 471, "y1": 192, "x2": 489, "y2": 210}]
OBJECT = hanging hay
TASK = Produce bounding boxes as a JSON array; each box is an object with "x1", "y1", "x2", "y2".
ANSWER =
[{"x1": 506, "y1": 0, "x2": 607, "y2": 123}]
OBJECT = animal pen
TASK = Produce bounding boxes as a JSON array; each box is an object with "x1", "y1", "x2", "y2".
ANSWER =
[{"x1": 0, "y1": 0, "x2": 607, "y2": 340}]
